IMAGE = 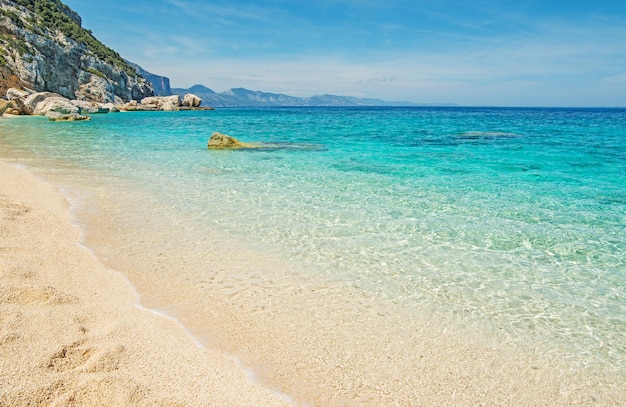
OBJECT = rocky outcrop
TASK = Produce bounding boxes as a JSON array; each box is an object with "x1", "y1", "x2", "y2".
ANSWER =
[
  {"x1": 4, "y1": 88, "x2": 105, "y2": 117},
  {"x1": 31, "y1": 95, "x2": 79, "y2": 115},
  {"x1": 6, "y1": 87, "x2": 29, "y2": 100},
  {"x1": 182, "y1": 93, "x2": 202, "y2": 107},
  {"x1": 2, "y1": 88, "x2": 212, "y2": 117},
  {"x1": 46, "y1": 111, "x2": 90, "y2": 121},
  {"x1": 100, "y1": 102, "x2": 119, "y2": 113},
  {"x1": 0, "y1": 0, "x2": 153, "y2": 102},
  {"x1": 0, "y1": 97, "x2": 21, "y2": 115},
  {"x1": 141, "y1": 95, "x2": 181, "y2": 111},
  {"x1": 70, "y1": 99, "x2": 110, "y2": 114},
  {"x1": 117, "y1": 94, "x2": 210, "y2": 112},
  {"x1": 0, "y1": 98, "x2": 13, "y2": 115},
  {"x1": 207, "y1": 132, "x2": 255, "y2": 149}
]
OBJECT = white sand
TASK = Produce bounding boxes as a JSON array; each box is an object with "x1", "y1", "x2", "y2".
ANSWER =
[
  {"x1": 1, "y1": 158, "x2": 623, "y2": 406},
  {"x1": 0, "y1": 160, "x2": 291, "y2": 406}
]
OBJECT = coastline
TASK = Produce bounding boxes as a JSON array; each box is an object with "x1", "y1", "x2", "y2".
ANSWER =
[
  {"x1": 2, "y1": 159, "x2": 621, "y2": 406},
  {"x1": 1, "y1": 107, "x2": 624, "y2": 405},
  {"x1": 0, "y1": 159, "x2": 291, "y2": 406}
]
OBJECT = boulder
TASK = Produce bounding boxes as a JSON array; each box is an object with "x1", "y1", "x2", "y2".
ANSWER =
[
  {"x1": 32, "y1": 96, "x2": 80, "y2": 116},
  {"x1": 160, "y1": 95, "x2": 180, "y2": 110},
  {"x1": 23, "y1": 92, "x2": 59, "y2": 114},
  {"x1": 182, "y1": 93, "x2": 202, "y2": 107},
  {"x1": 140, "y1": 95, "x2": 181, "y2": 110},
  {"x1": 46, "y1": 111, "x2": 91, "y2": 121},
  {"x1": 6, "y1": 108, "x2": 23, "y2": 115},
  {"x1": 70, "y1": 99, "x2": 109, "y2": 114},
  {"x1": 140, "y1": 96, "x2": 160, "y2": 107},
  {"x1": 207, "y1": 132, "x2": 254, "y2": 149},
  {"x1": 6, "y1": 88, "x2": 30, "y2": 101},
  {"x1": 121, "y1": 100, "x2": 139, "y2": 111},
  {"x1": 100, "y1": 102, "x2": 119, "y2": 113},
  {"x1": 164, "y1": 95, "x2": 181, "y2": 106},
  {"x1": 22, "y1": 92, "x2": 79, "y2": 115},
  {"x1": 4, "y1": 88, "x2": 31, "y2": 114},
  {"x1": 0, "y1": 99, "x2": 14, "y2": 115}
]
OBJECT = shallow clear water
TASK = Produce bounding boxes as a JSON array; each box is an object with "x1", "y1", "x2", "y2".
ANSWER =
[{"x1": 2, "y1": 107, "x2": 625, "y2": 400}]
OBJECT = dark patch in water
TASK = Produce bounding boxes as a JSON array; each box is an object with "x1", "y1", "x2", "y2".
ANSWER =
[
  {"x1": 568, "y1": 161, "x2": 603, "y2": 169},
  {"x1": 411, "y1": 131, "x2": 522, "y2": 147},
  {"x1": 256, "y1": 142, "x2": 327, "y2": 151},
  {"x1": 333, "y1": 159, "x2": 392, "y2": 175},
  {"x1": 454, "y1": 131, "x2": 522, "y2": 141},
  {"x1": 241, "y1": 142, "x2": 327, "y2": 152},
  {"x1": 411, "y1": 138, "x2": 460, "y2": 147}
]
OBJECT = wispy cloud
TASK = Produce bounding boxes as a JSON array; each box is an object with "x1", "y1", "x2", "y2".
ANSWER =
[
  {"x1": 63, "y1": 0, "x2": 626, "y2": 106},
  {"x1": 164, "y1": 0, "x2": 291, "y2": 25}
]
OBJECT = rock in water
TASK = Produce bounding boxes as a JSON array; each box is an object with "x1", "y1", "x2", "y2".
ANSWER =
[
  {"x1": 207, "y1": 132, "x2": 253, "y2": 149},
  {"x1": 46, "y1": 111, "x2": 91, "y2": 121}
]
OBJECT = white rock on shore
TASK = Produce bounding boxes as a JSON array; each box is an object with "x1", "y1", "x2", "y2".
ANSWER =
[
  {"x1": 5, "y1": 88, "x2": 30, "y2": 101},
  {"x1": 32, "y1": 96, "x2": 80, "y2": 116},
  {"x1": 183, "y1": 93, "x2": 202, "y2": 107},
  {"x1": 141, "y1": 95, "x2": 181, "y2": 111},
  {"x1": 2, "y1": 89, "x2": 211, "y2": 117},
  {"x1": 22, "y1": 92, "x2": 72, "y2": 115}
]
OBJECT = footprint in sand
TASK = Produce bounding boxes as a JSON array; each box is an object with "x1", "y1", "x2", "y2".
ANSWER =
[
  {"x1": 46, "y1": 340, "x2": 95, "y2": 372},
  {"x1": 46, "y1": 340, "x2": 126, "y2": 373},
  {"x1": 84, "y1": 344, "x2": 126, "y2": 373},
  {"x1": 0, "y1": 285, "x2": 77, "y2": 305},
  {"x1": 0, "y1": 332, "x2": 21, "y2": 346},
  {"x1": 0, "y1": 196, "x2": 31, "y2": 220}
]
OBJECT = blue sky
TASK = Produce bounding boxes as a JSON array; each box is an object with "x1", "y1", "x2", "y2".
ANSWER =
[{"x1": 62, "y1": 0, "x2": 626, "y2": 106}]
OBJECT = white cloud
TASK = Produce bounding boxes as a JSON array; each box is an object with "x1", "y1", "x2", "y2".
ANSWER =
[{"x1": 68, "y1": 0, "x2": 626, "y2": 106}]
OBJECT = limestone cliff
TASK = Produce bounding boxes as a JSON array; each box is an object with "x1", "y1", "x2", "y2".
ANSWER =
[
  {"x1": 0, "y1": 0, "x2": 153, "y2": 103},
  {"x1": 127, "y1": 61, "x2": 171, "y2": 96}
]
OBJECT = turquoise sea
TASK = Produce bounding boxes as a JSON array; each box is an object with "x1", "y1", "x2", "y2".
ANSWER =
[{"x1": 1, "y1": 107, "x2": 625, "y2": 403}]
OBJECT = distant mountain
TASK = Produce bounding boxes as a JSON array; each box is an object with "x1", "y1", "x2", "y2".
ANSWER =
[{"x1": 171, "y1": 85, "x2": 443, "y2": 108}]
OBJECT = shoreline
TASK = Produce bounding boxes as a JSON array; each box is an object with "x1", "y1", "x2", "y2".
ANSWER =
[
  {"x1": 1, "y1": 139, "x2": 623, "y2": 405},
  {"x1": 0, "y1": 159, "x2": 291, "y2": 406}
]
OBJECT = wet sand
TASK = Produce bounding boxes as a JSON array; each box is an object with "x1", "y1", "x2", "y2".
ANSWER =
[
  {"x1": 1, "y1": 158, "x2": 622, "y2": 406},
  {"x1": 0, "y1": 160, "x2": 291, "y2": 406}
]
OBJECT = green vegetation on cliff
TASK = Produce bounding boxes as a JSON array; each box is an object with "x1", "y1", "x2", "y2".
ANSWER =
[{"x1": 11, "y1": 0, "x2": 136, "y2": 76}]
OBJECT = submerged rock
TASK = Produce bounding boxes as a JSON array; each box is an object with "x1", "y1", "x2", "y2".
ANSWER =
[
  {"x1": 206, "y1": 132, "x2": 325, "y2": 151},
  {"x1": 46, "y1": 111, "x2": 91, "y2": 121},
  {"x1": 207, "y1": 132, "x2": 255, "y2": 149}
]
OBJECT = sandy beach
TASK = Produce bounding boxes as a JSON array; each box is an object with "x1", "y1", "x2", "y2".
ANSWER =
[
  {"x1": 0, "y1": 152, "x2": 623, "y2": 406},
  {"x1": 1, "y1": 0, "x2": 624, "y2": 403},
  {"x1": 0, "y1": 160, "x2": 291, "y2": 406}
]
